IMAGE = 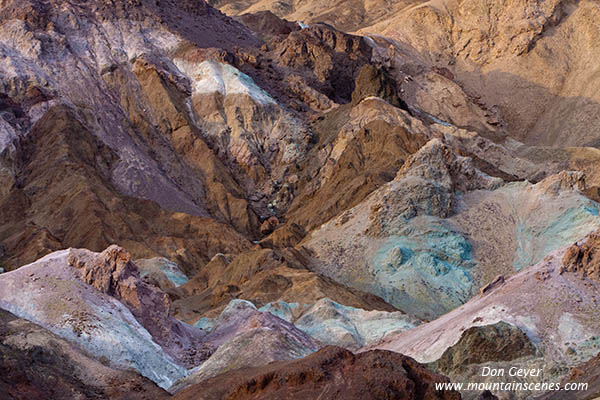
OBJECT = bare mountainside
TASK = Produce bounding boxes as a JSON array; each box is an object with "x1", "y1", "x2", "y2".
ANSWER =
[
  {"x1": 0, "y1": 0, "x2": 599, "y2": 399},
  {"x1": 216, "y1": 0, "x2": 600, "y2": 146}
]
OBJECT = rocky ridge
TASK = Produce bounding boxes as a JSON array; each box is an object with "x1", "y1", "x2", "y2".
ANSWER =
[
  {"x1": 368, "y1": 243, "x2": 600, "y2": 398},
  {"x1": 174, "y1": 345, "x2": 462, "y2": 400},
  {"x1": 561, "y1": 231, "x2": 600, "y2": 281},
  {"x1": 0, "y1": 246, "x2": 321, "y2": 392}
]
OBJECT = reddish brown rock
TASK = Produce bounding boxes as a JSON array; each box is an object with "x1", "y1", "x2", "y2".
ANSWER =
[
  {"x1": 259, "y1": 223, "x2": 306, "y2": 248},
  {"x1": 561, "y1": 231, "x2": 600, "y2": 281},
  {"x1": 433, "y1": 322, "x2": 536, "y2": 375},
  {"x1": 259, "y1": 216, "x2": 280, "y2": 236},
  {"x1": 68, "y1": 246, "x2": 207, "y2": 368},
  {"x1": 479, "y1": 275, "x2": 505, "y2": 295},
  {"x1": 172, "y1": 247, "x2": 396, "y2": 323},
  {"x1": 236, "y1": 10, "x2": 299, "y2": 39},
  {"x1": 351, "y1": 64, "x2": 407, "y2": 110},
  {"x1": 173, "y1": 346, "x2": 462, "y2": 400},
  {"x1": 286, "y1": 99, "x2": 428, "y2": 232},
  {"x1": 68, "y1": 246, "x2": 171, "y2": 325},
  {"x1": 275, "y1": 24, "x2": 372, "y2": 103},
  {"x1": 0, "y1": 105, "x2": 253, "y2": 275}
]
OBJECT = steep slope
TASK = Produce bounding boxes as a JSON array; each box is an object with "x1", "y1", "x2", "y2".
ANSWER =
[
  {"x1": 1, "y1": 1, "x2": 600, "y2": 399},
  {"x1": 219, "y1": 1, "x2": 600, "y2": 152},
  {"x1": 358, "y1": 0, "x2": 600, "y2": 148},
  {"x1": 0, "y1": 308, "x2": 170, "y2": 400},
  {"x1": 284, "y1": 96, "x2": 427, "y2": 232},
  {"x1": 368, "y1": 233, "x2": 600, "y2": 397},
  {"x1": 0, "y1": 105, "x2": 252, "y2": 273},
  {"x1": 0, "y1": 0, "x2": 411, "y2": 271},
  {"x1": 0, "y1": 0, "x2": 268, "y2": 270},
  {"x1": 211, "y1": 0, "x2": 416, "y2": 32},
  {"x1": 0, "y1": 247, "x2": 203, "y2": 389},
  {"x1": 304, "y1": 139, "x2": 600, "y2": 319},
  {"x1": 171, "y1": 247, "x2": 397, "y2": 324}
]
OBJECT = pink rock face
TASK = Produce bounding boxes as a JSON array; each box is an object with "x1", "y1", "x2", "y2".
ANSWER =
[
  {"x1": 0, "y1": 249, "x2": 193, "y2": 389},
  {"x1": 367, "y1": 246, "x2": 600, "y2": 370},
  {"x1": 68, "y1": 245, "x2": 208, "y2": 368},
  {"x1": 169, "y1": 299, "x2": 321, "y2": 392}
]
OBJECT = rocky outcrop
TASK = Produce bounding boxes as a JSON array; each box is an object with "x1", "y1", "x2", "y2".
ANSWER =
[
  {"x1": 195, "y1": 297, "x2": 419, "y2": 351},
  {"x1": 259, "y1": 216, "x2": 280, "y2": 235},
  {"x1": 479, "y1": 275, "x2": 505, "y2": 295},
  {"x1": 236, "y1": 10, "x2": 299, "y2": 40},
  {"x1": 275, "y1": 24, "x2": 372, "y2": 103},
  {"x1": 286, "y1": 97, "x2": 429, "y2": 232},
  {"x1": 534, "y1": 171, "x2": 587, "y2": 196},
  {"x1": 351, "y1": 64, "x2": 407, "y2": 109},
  {"x1": 0, "y1": 308, "x2": 170, "y2": 400},
  {"x1": 561, "y1": 230, "x2": 600, "y2": 281},
  {"x1": 0, "y1": 249, "x2": 195, "y2": 389},
  {"x1": 221, "y1": 0, "x2": 600, "y2": 150},
  {"x1": 0, "y1": 247, "x2": 332, "y2": 391},
  {"x1": 304, "y1": 138, "x2": 600, "y2": 319},
  {"x1": 171, "y1": 299, "x2": 320, "y2": 392},
  {"x1": 433, "y1": 322, "x2": 537, "y2": 375},
  {"x1": 302, "y1": 140, "x2": 505, "y2": 318},
  {"x1": 261, "y1": 298, "x2": 421, "y2": 350},
  {"x1": 173, "y1": 55, "x2": 308, "y2": 189},
  {"x1": 367, "y1": 139, "x2": 502, "y2": 234},
  {"x1": 370, "y1": 245, "x2": 600, "y2": 384},
  {"x1": 366, "y1": 0, "x2": 600, "y2": 148},
  {"x1": 259, "y1": 223, "x2": 305, "y2": 248},
  {"x1": 67, "y1": 245, "x2": 206, "y2": 368},
  {"x1": 172, "y1": 247, "x2": 396, "y2": 323},
  {"x1": 0, "y1": 0, "x2": 269, "y2": 271},
  {"x1": 174, "y1": 346, "x2": 462, "y2": 400}
]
